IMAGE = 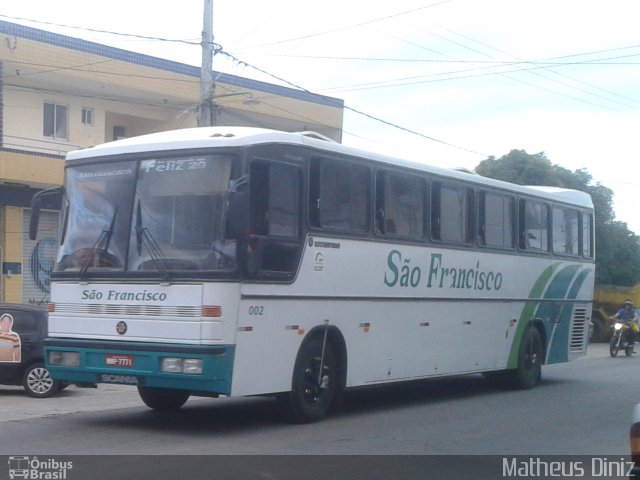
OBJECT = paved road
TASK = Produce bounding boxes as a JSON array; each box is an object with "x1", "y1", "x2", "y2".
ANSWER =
[{"x1": 1, "y1": 343, "x2": 640, "y2": 478}]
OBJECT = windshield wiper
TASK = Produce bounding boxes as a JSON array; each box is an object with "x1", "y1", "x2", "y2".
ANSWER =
[
  {"x1": 80, "y1": 208, "x2": 118, "y2": 276},
  {"x1": 135, "y1": 200, "x2": 170, "y2": 274}
]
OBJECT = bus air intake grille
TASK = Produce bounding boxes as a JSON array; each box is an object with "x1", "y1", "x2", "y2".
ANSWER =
[
  {"x1": 53, "y1": 303, "x2": 202, "y2": 318},
  {"x1": 570, "y1": 307, "x2": 588, "y2": 352}
]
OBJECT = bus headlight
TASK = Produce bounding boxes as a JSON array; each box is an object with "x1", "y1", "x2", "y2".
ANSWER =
[
  {"x1": 48, "y1": 351, "x2": 80, "y2": 367},
  {"x1": 160, "y1": 357, "x2": 203, "y2": 375},
  {"x1": 182, "y1": 359, "x2": 203, "y2": 374},
  {"x1": 160, "y1": 358, "x2": 183, "y2": 373}
]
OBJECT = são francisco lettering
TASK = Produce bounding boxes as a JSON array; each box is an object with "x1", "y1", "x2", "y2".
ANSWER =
[
  {"x1": 81, "y1": 289, "x2": 168, "y2": 302},
  {"x1": 384, "y1": 250, "x2": 503, "y2": 291}
]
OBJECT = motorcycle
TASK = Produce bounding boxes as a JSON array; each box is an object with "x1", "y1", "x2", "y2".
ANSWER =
[{"x1": 609, "y1": 321, "x2": 635, "y2": 357}]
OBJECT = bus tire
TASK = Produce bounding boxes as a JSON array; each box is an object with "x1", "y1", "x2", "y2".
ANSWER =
[
  {"x1": 509, "y1": 326, "x2": 543, "y2": 389},
  {"x1": 284, "y1": 337, "x2": 338, "y2": 424},
  {"x1": 137, "y1": 387, "x2": 190, "y2": 411}
]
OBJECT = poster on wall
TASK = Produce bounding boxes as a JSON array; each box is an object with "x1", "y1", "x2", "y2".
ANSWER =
[
  {"x1": 22, "y1": 209, "x2": 59, "y2": 305},
  {"x1": 0, "y1": 313, "x2": 21, "y2": 362}
]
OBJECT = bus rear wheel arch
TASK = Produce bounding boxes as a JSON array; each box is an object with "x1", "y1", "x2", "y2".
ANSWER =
[
  {"x1": 485, "y1": 323, "x2": 545, "y2": 390},
  {"x1": 509, "y1": 324, "x2": 545, "y2": 389}
]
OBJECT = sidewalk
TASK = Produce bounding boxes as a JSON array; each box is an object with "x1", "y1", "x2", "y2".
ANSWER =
[{"x1": 0, "y1": 383, "x2": 145, "y2": 422}]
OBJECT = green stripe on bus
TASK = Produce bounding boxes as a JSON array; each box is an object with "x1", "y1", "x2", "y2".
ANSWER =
[
  {"x1": 507, "y1": 263, "x2": 560, "y2": 369},
  {"x1": 507, "y1": 263, "x2": 592, "y2": 368}
]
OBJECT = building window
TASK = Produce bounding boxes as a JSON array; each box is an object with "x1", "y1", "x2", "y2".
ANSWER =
[
  {"x1": 81, "y1": 107, "x2": 94, "y2": 126},
  {"x1": 43, "y1": 102, "x2": 68, "y2": 140},
  {"x1": 113, "y1": 126, "x2": 126, "y2": 140}
]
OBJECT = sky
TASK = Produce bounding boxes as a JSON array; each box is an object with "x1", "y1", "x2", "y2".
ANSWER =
[{"x1": 3, "y1": 0, "x2": 640, "y2": 232}]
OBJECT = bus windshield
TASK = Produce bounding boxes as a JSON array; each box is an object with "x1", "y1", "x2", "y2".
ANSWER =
[{"x1": 56, "y1": 155, "x2": 237, "y2": 274}]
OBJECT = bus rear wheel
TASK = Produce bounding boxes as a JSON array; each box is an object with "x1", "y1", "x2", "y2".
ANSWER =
[
  {"x1": 510, "y1": 326, "x2": 543, "y2": 389},
  {"x1": 137, "y1": 387, "x2": 190, "y2": 411},
  {"x1": 284, "y1": 337, "x2": 338, "y2": 423}
]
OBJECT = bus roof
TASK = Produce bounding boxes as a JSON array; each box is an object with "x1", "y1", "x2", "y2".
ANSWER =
[{"x1": 67, "y1": 127, "x2": 593, "y2": 209}]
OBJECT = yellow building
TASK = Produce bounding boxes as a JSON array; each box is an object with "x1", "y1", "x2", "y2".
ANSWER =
[{"x1": 0, "y1": 20, "x2": 344, "y2": 303}]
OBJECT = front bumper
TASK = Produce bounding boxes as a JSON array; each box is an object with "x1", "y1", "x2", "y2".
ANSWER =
[{"x1": 44, "y1": 338, "x2": 234, "y2": 395}]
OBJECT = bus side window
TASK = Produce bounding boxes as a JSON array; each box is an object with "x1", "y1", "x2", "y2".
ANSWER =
[
  {"x1": 248, "y1": 160, "x2": 302, "y2": 278},
  {"x1": 479, "y1": 191, "x2": 515, "y2": 249},
  {"x1": 552, "y1": 206, "x2": 579, "y2": 256},
  {"x1": 375, "y1": 171, "x2": 425, "y2": 239},
  {"x1": 310, "y1": 157, "x2": 370, "y2": 233},
  {"x1": 581, "y1": 212, "x2": 593, "y2": 259},
  {"x1": 432, "y1": 182, "x2": 474, "y2": 244},
  {"x1": 519, "y1": 199, "x2": 549, "y2": 252}
]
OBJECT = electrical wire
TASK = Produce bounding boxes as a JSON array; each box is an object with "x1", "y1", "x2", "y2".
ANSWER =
[
  {"x1": 0, "y1": 14, "x2": 201, "y2": 46},
  {"x1": 236, "y1": 0, "x2": 456, "y2": 50}
]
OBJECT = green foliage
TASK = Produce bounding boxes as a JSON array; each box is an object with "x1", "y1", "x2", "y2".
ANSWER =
[{"x1": 475, "y1": 149, "x2": 640, "y2": 286}]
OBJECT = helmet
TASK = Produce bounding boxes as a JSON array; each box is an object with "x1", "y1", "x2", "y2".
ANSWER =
[{"x1": 624, "y1": 299, "x2": 633, "y2": 307}]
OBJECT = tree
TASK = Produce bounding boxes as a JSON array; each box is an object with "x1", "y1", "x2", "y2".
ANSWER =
[{"x1": 475, "y1": 149, "x2": 640, "y2": 286}]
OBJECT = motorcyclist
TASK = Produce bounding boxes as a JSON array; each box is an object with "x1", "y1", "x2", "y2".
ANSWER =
[{"x1": 609, "y1": 299, "x2": 639, "y2": 347}]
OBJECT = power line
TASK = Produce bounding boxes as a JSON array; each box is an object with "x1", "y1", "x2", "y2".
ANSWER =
[
  {"x1": 432, "y1": 25, "x2": 640, "y2": 109},
  {"x1": 217, "y1": 48, "x2": 486, "y2": 157},
  {"x1": 321, "y1": 53, "x2": 639, "y2": 111},
  {"x1": 386, "y1": 26, "x2": 637, "y2": 112},
  {"x1": 0, "y1": 14, "x2": 201, "y2": 46},
  {"x1": 236, "y1": 0, "x2": 456, "y2": 50},
  {"x1": 272, "y1": 53, "x2": 640, "y2": 66}
]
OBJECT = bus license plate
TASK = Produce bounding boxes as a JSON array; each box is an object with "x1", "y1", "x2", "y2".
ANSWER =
[
  {"x1": 98, "y1": 374, "x2": 141, "y2": 385},
  {"x1": 105, "y1": 354, "x2": 134, "y2": 367}
]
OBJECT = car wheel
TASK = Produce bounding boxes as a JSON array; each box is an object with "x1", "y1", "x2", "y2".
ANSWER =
[{"x1": 22, "y1": 363, "x2": 61, "y2": 398}]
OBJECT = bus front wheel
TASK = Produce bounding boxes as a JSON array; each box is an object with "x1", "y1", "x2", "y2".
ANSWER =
[
  {"x1": 284, "y1": 337, "x2": 338, "y2": 423},
  {"x1": 138, "y1": 387, "x2": 190, "y2": 411}
]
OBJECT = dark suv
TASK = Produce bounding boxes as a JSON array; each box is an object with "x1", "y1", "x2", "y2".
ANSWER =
[{"x1": 0, "y1": 303, "x2": 63, "y2": 398}]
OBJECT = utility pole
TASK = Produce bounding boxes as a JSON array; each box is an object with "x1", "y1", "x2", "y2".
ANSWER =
[{"x1": 199, "y1": 0, "x2": 215, "y2": 126}]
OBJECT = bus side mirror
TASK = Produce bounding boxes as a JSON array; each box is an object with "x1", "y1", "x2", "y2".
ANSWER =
[
  {"x1": 226, "y1": 191, "x2": 247, "y2": 240},
  {"x1": 29, "y1": 187, "x2": 63, "y2": 240}
]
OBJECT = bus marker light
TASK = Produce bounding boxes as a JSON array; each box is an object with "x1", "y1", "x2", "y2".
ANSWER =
[
  {"x1": 202, "y1": 306, "x2": 222, "y2": 317},
  {"x1": 285, "y1": 325, "x2": 299, "y2": 331},
  {"x1": 298, "y1": 328, "x2": 305, "y2": 335},
  {"x1": 238, "y1": 326, "x2": 253, "y2": 332},
  {"x1": 360, "y1": 323, "x2": 371, "y2": 333},
  {"x1": 48, "y1": 303, "x2": 56, "y2": 313}
]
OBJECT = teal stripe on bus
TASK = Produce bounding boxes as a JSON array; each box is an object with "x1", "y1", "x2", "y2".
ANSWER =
[
  {"x1": 507, "y1": 263, "x2": 560, "y2": 369},
  {"x1": 508, "y1": 264, "x2": 592, "y2": 368}
]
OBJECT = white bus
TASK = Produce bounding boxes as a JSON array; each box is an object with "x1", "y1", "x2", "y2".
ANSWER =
[{"x1": 31, "y1": 127, "x2": 594, "y2": 423}]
